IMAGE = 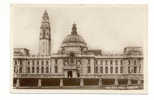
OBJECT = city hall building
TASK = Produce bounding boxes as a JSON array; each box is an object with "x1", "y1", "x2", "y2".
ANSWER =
[{"x1": 13, "y1": 11, "x2": 144, "y2": 89}]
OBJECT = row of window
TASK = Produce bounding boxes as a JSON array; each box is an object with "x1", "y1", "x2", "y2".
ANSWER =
[
  {"x1": 14, "y1": 66, "x2": 58, "y2": 73},
  {"x1": 128, "y1": 66, "x2": 141, "y2": 73},
  {"x1": 87, "y1": 66, "x2": 123, "y2": 74},
  {"x1": 14, "y1": 60, "x2": 50, "y2": 65},
  {"x1": 87, "y1": 66, "x2": 141, "y2": 74},
  {"x1": 14, "y1": 59, "x2": 140, "y2": 66}
]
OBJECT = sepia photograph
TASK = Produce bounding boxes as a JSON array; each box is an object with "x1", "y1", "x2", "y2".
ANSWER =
[{"x1": 10, "y1": 4, "x2": 147, "y2": 93}]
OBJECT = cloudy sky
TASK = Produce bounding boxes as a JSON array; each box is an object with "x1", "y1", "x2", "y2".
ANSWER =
[{"x1": 11, "y1": 5, "x2": 147, "y2": 54}]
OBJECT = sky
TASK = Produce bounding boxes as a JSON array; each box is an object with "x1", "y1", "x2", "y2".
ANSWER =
[{"x1": 11, "y1": 5, "x2": 147, "y2": 54}]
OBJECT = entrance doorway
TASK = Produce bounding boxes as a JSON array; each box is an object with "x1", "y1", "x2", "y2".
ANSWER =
[{"x1": 67, "y1": 71, "x2": 73, "y2": 78}]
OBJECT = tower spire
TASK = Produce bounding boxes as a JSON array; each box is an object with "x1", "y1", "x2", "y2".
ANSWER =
[
  {"x1": 71, "y1": 23, "x2": 77, "y2": 35},
  {"x1": 39, "y1": 10, "x2": 51, "y2": 56}
]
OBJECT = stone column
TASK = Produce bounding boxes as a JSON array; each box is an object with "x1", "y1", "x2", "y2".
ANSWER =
[
  {"x1": 60, "y1": 79, "x2": 63, "y2": 88},
  {"x1": 128, "y1": 79, "x2": 131, "y2": 86},
  {"x1": 99, "y1": 78, "x2": 102, "y2": 87},
  {"x1": 80, "y1": 78, "x2": 84, "y2": 87},
  {"x1": 115, "y1": 78, "x2": 119, "y2": 86},
  {"x1": 16, "y1": 79, "x2": 20, "y2": 88},
  {"x1": 38, "y1": 79, "x2": 42, "y2": 88}
]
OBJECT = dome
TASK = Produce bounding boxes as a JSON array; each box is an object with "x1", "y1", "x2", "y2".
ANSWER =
[
  {"x1": 63, "y1": 34, "x2": 85, "y2": 44},
  {"x1": 61, "y1": 23, "x2": 87, "y2": 48}
]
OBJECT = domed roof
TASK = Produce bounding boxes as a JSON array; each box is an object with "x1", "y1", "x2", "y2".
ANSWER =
[
  {"x1": 61, "y1": 23, "x2": 87, "y2": 47},
  {"x1": 63, "y1": 34, "x2": 85, "y2": 44}
]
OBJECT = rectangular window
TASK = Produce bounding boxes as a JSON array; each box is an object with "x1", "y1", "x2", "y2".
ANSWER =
[
  {"x1": 14, "y1": 67, "x2": 17, "y2": 73},
  {"x1": 46, "y1": 67, "x2": 49, "y2": 73},
  {"x1": 128, "y1": 60, "x2": 130, "y2": 65},
  {"x1": 120, "y1": 67, "x2": 123, "y2": 73},
  {"x1": 14, "y1": 60, "x2": 17, "y2": 65},
  {"x1": 115, "y1": 67, "x2": 118, "y2": 73},
  {"x1": 32, "y1": 67, "x2": 35, "y2": 73},
  {"x1": 37, "y1": 60, "x2": 39, "y2": 65},
  {"x1": 110, "y1": 67, "x2": 113, "y2": 73},
  {"x1": 134, "y1": 60, "x2": 136, "y2": 65},
  {"x1": 115, "y1": 60, "x2": 118, "y2": 65},
  {"x1": 27, "y1": 61, "x2": 30, "y2": 65},
  {"x1": 27, "y1": 67, "x2": 30, "y2": 73},
  {"x1": 77, "y1": 59, "x2": 81, "y2": 65},
  {"x1": 55, "y1": 59, "x2": 57, "y2": 64},
  {"x1": 100, "y1": 60, "x2": 103, "y2": 65},
  {"x1": 128, "y1": 66, "x2": 130, "y2": 73},
  {"x1": 20, "y1": 60, "x2": 22, "y2": 65},
  {"x1": 134, "y1": 67, "x2": 137, "y2": 73},
  {"x1": 94, "y1": 67, "x2": 98, "y2": 73},
  {"x1": 46, "y1": 60, "x2": 48, "y2": 65},
  {"x1": 139, "y1": 65, "x2": 141, "y2": 73},
  {"x1": 88, "y1": 59, "x2": 90, "y2": 64},
  {"x1": 37, "y1": 67, "x2": 39, "y2": 73},
  {"x1": 41, "y1": 67, "x2": 44, "y2": 73},
  {"x1": 95, "y1": 60, "x2": 98, "y2": 65},
  {"x1": 110, "y1": 60, "x2": 113, "y2": 65},
  {"x1": 32, "y1": 60, "x2": 35, "y2": 65},
  {"x1": 105, "y1": 60, "x2": 108, "y2": 65},
  {"x1": 55, "y1": 66, "x2": 58, "y2": 73},
  {"x1": 105, "y1": 67, "x2": 108, "y2": 73},
  {"x1": 87, "y1": 66, "x2": 91, "y2": 73},
  {"x1": 100, "y1": 67, "x2": 103, "y2": 73},
  {"x1": 41, "y1": 61, "x2": 44, "y2": 65},
  {"x1": 19, "y1": 67, "x2": 22, "y2": 73},
  {"x1": 120, "y1": 60, "x2": 123, "y2": 65}
]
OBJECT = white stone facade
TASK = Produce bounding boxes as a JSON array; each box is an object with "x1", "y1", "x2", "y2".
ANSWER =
[{"x1": 13, "y1": 11, "x2": 144, "y2": 89}]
